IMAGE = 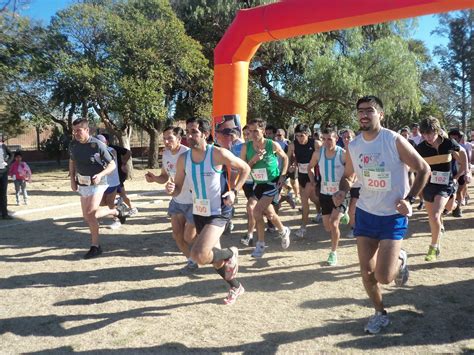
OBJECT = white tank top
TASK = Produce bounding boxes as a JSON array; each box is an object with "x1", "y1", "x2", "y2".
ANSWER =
[
  {"x1": 349, "y1": 128, "x2": 409, "y2": 216},
  {"x1": 319, "y1": 146, "x2": 345, "y2": 195},
  {"x1": 162, "y1": 145, "x2": 192, "y2": 204},
  {"x1": 106, "y1": 147, "x2": 120, "y2": 187},
  {"x1": 184, "y1": 145, "x2": 231, "y2": 216}
]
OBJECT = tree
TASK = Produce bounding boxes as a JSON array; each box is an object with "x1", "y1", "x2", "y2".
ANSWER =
[{"x1": 434, "y1": 10, "x2": 472, "y2": 132}]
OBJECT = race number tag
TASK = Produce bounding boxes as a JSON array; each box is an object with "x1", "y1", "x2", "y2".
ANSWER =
[
  {"x1": 76, "y1": 174, "x2": 91, "y2": 186},
  {"x1": 320, "y1": 181, "x2": 339, "y2": 195},
  {"x1": 430, "y1": 171, "x2": 450, "y2": 185},
  {"x1": 251, "y1": 168, "x2": 268, "y2": 182},
  {"x1": 298, "y1": 163, "x2": 309, "y2": 174},
  {"x1": 193, "y1": 198, "x2": 211, "y2": 216},
  {"x1": 363, "y1": 170, "x2": 391, "y2": 192}
]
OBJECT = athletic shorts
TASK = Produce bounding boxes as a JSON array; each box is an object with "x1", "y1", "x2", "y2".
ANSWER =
[
  {"x1": 286, "y1": 170, "x2": 296, "y2": 180},
  {"x1": 319, "y1": 193, "x2": 347, "y2": 215},
  {"x1": 458, "y1": 175, "x2": 466, "y2": 186},
  {"x1": 78, "y1": 184, "x2": 108, "y2": 197},
  {"x1": 254, "y1": 180, "x2": 279, "y2": 202},
  {"x1": 193, "y1": 214, "x2": 230, "y2": 234},
  {"x1": 243, "y1": 182, "x2": 255, "y2": 200},
  {"x1": 354, "y1": 207, "x2": 407, "y2": 241},
  {"x1": 422, "y1": 183, "x2": 456, "y2": 203},
  {"x1": 350, "y1": 187, "x2": 360, "y2": 199},
  {"x1": 298, "y1": 173, "x2": 310, "y2": 189},
  {"x1": 168, "y1": 199, "x2": 194, "y2": 224},
  {"x1": 104, "y1": 185, "x2": 120, "y2": 195}
]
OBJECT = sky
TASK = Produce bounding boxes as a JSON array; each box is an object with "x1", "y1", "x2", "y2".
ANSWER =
[{"x1": 19, "y1": 0, "x2": 451, "y2": 57}]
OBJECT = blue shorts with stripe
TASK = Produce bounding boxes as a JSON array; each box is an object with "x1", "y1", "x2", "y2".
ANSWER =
[{"x1": 353, "y1": 207, "x2": 408, "y2": 241}]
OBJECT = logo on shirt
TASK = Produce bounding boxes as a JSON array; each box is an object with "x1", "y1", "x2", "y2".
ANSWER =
[{"x1": 358, "y1": 153, "x2": 385, "y2": 171}]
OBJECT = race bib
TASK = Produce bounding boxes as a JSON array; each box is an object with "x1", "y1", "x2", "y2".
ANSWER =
[
  {"x1": 193, "y1": 198, "x2": 211, "y2": 216},
  {"x1": 430, "y1": 171, "x2": 450, "y2": 185},
  {"x1": 298, "y1": 163, "x2": 309, "y2": 174},
  {"x1": 321, "y1": 181, "x2": 339, "y2": 195},
  {"x1": 77, "y1": 174, "x2": 91, "y2": 186},
  {"x1": 363, "y1": 170, "x2": 391, "y2": 192},
  {"x1": 251, "y1": 168, "x2": 268, "y2": 182}
]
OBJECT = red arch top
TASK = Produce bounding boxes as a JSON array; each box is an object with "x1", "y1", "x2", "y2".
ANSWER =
[{"x1": 212, "y1": 0, "x2": 473, "y2": 126}]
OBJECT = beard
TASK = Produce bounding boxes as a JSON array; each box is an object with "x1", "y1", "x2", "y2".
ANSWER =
[{"x1": 359, "y1": 125, "x2": 371, "y2": 131}]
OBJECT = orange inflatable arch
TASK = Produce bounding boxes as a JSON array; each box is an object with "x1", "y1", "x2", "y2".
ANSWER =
[{"x1": 212, "y1": 0, "x2": 473, "y2": 131}]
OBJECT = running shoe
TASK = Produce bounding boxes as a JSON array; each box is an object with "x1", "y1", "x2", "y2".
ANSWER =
[
  {"x1": 83, "y1": 245, "x2": 102, "y2": 259},
  {"x1": 417, "y1": 201, "x2": 424, "y2": 211},
  {"x1": 294, "y1": 196, "x2": 301, "y2": 205},
  {"x1": 240, "y1": 234, "x2": 254, "y2": 246},
  {"x1": 313, "y1": 213, "x2": 322, "y2": 224},
  {"x1": 326, "y1": 251, "x2": 337, "y2": 266},
  {"x1": 295, "y1": 227, "x2": 306, "y2": 239},
  {"x1": 109, "y1": 220, "x2": 122, "y2": 230},
  {"x1": 425, "y1": 245, "x2": 440, "y2": 262},
  {"x1": 395, "y1": 249, "x2": 409, "y2": 286},
  {"x1": 251, "y1": 242, "x2": 265, "y2": 258},
  {"x1": 180, "y1": 260, "x2": 198, "y2": 275},
  {"x1": 223, "y1": 284, "x2": 245, "y2": 305},
  {"x1": 224, "y1": 247, "x2": 239, "y2": 281},
  {"x1": 280, "y1": 227, "x2": 291, "y2": 249},
  {"x1": 287, "y1": 192, "x2": 296, "y2": 209},
  {"x1": 346, "y1": 229, "x2": 354, "y2": 238},
  {"x1": 364, "y1": 310, "x2": 390, "y2": 334},
  {"x1": 116, "y1": 203, "x2": 131, "y2": 224},
  {"x1": 452, "y1": 205, "x2": 462, "y2": 217},
  {"x1": 128, "y1": 207, "x2": 139, "y2": 216}
]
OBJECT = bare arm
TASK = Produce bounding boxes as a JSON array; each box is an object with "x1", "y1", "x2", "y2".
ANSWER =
[
  {"x1": 215, "y1": 147, "x2": 250, "y2": 192},
  {"x1": 287, "y1": 143, "x2": 295, "y2": 170},
  {"x1": 145, "y1": 165, "x2": 169, "y2": 185},
  {"x1": 69, "y1": 159, "x2": 77, "y2": 191},
  {"x1": 93, "y1": 160, "x2": 116, "y2": 184},
  {"x1": 307, "y1": 149, "x2": 320, "y2": 184},
  {"x1": 332, "y1": 147, "x2": 355, "y2": 207},
  {"x1": 452, "y1": 150, "x2": 467, "y2": 180},
  {"x1": 273, "y1": 141, "x2": 288, "y2": 176},
  {"x1": 167, "y1": 154, "x2": 186, "y2": 197}
]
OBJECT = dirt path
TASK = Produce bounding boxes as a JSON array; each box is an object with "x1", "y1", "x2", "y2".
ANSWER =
[{"x1": 1, "y1": 168, "x2": 473, "y2": 353}]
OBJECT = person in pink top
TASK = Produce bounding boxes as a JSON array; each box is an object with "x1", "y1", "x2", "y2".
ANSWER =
[{"x1": 8, "y1": 152, "x2": 32, "y2": 205}]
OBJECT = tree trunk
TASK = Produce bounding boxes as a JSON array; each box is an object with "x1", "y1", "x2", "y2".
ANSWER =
[{"x1": 147, "y1": 128, "x2": 160, "y2": 168}]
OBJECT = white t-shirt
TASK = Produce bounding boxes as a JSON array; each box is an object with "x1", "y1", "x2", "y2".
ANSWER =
[
  {"x1": 106, "y1": 147, "x2": 120, "y2": 187},
  {"x1": 162, "y1": 145, "x2": 192, "y2": 204}
]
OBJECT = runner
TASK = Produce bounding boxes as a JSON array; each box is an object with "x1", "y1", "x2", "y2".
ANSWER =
[
  {"x1": 416, "y1": 118, "x2": 466, "y2": 261},
  {"x1": 69, "y1": 118, "x2": 130, "y2": 259},
  {"x1": 166, "y1": 117, "x2": 250, "y2": 305},
  {"x1": 145, "y1": 126, "x2": 198, "y2": 275},
  {"x1": 333, "y1": 96, "x2": 430, "y2": 334},
  {"x1": 448, "y1": 129, "x2": 471, "y2": 216},
  {"x1": 240, "y1": 118, "x2": 291, "y2": 258},
  {"x1": 287, "y1": 123, "x2": 321, "y2": 239},
  {"x1": 308, "y1": 126, "x2": 345, "y2": 264}
]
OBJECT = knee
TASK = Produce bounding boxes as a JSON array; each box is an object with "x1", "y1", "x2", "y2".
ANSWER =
[
  {"x1": 375, "y1": 271, "x2": 392, "y2": 285},
  {"x1": 191, "y1": 248, "x2": 210, "y2": 265},
  {"x1": 253, "y1": 207, "x2": 264, "y2": 219},
  {"x1": 183, "y1": 230, "x2": 195, "y2": 244},
  {"x1": 84, "y1": 211, "x2": 96, "y2": 223},
  {"x1": 360, "y1": 267, "x2": 376, "y2": 283}
]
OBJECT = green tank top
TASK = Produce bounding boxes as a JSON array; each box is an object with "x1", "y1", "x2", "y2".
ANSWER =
[{"x1": 246, "y1": 139, "x2": 280, "y2": 184}]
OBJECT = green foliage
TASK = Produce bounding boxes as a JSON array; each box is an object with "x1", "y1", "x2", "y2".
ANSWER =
[{"x1": 40, "y1": 125, "x2": 69, "y2": 165}]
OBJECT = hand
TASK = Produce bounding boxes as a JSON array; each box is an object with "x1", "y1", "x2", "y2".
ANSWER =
[
  {"x1": 145, "y1": 171, "x2": 156, "y2": 183},
  {"x1": 71, "y1": 180, "x2": 78, "y2": 192},
  {"x1": 222, "y1": 190, "x2": 236, "y2": 206},
  {"x1": 165, "y1": 179, "x2": 175, "y2": 195},
  {"x1": 332, "y1": 190, "x2": 346, "y2": 207},
  {"x1": 277, "y1": 175, "x2": 286, "y2": 189},
  {"x1": 92, "y1": 174, "x2": 102, "y2": 185},
  {"x1": 396, "y1": 199, "x2": 413, "y2": 217}
]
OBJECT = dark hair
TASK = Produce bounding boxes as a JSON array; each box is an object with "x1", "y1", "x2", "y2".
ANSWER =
[
  {"x1": 356, "y1": 95, "x2": 384, "y2": 111},
  {"x1": 419, "y1": 116, "x2": 442, "y2": 135},
  {"x1": 400, "y1": 127, "x2": 410, "y2": 134},
  {"x1": 163, "y1": 126, "x2": 184, "y2": 138},
  {"x1": 247, "y1": 118, "x2": 266, "y2": 130},
  {"x1": 72, "y1": 118, "x2": 88, "y2": 126},
  {"x1": 411, "y1": 123, "x2": 419, "y2": 129},
  {"x1": 185, "y1": 117, "x2": 211, "y2": 133},
  {"x1": 14, "y1": 151, "x2": 22, "y2": 158},
  {"x1": 102, "y1": 133, "x2": 110, "y2": 142},
  {"x1": 242, "y1": 125, "x2": 248, "y2": 131},
  {"x1": 294, "y1": 124, "x2": 310, "y2": 134},
  {"x1": 321, "y1": 125, "x2": 338, "y2": 136},
  {"x1": 448, "y1": 128, "x2": 463, "y2": 138},
  {"x1": 265, "y1": 125, "x2": 277, "y2": 134}
]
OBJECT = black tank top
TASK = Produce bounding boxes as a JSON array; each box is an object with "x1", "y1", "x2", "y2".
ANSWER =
[{"x1": 294, "y1": 138, "x2": 315, "y2": 164}]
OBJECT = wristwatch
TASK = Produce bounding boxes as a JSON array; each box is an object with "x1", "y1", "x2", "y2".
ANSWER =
[{"x1": 404, "y1": 195, "x2": 416, "y2": 205}]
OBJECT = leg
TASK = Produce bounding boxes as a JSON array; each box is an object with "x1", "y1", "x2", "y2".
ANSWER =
[
  {"x1": 328, "y1": 208, "x2": 343, "y2": 252},
  {"x1": 357, "y1": 237, "x2": 384, "y2": 312},
  {"x1": 349, "y1": 197, "x2": 358, "y2": 229},
  {"x1": 171, "y1": 214, "x2": 191, "y2": 258},
  {"x1": 81, "y1": 193, "x2": 104, "y2": 246},
  {"x1": 425, "y1": 195, "x2": 449, "y2": 246},
  {"x1": 300, "y1": 185, "x2": 311, "y2": 227},
  {"x1": 253, "y1": 195, "x2": 274, "y2": 243},
  {"x1": 0, "y1": 174, "x2": 8, "y2": 216},
  {"x1": 14, "y1": 180, "x2": 21, "y2": 204},
  {"x1": 21, "y1": 181, "x2": 28, "y2": 203},
  {"x1": 374, "y1": 239, "x2": 403, "y2": 284},
  {"x1": 246, "y1": 198, "x2": 257, "y2": 235}
]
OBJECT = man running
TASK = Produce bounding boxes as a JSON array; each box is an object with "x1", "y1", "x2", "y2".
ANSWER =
[
  {"x1": 69, "y1": 119, "x2": 129, "y2": 259},
  {"x1": 287, "y1": 123, "x2": 321, "y2": 239},
  {"x1": 145, "y1": 126, "x2": 198, "y2": 274},
  {"x1": 333, "y1": 96, "x2": 430, "y2": 334},
  {"x1": 416, "y1": 118, "x2": 465, "y2": 261},
  {"x1": 240, "y1": 118, "x2": 291, "y2": 258},
  {"x1": 308, "y1": 126, "x2": 345, "y2": 265},
  {"x1": 166, "y1": 117, "x2": 250, "y2": 305}
]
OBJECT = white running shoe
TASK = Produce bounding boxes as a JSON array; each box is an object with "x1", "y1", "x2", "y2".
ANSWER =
[
  {"x1": 295, "y1": 227, "x2": 306, "y2": 239},
  {"x1": 346, "y1": 229, "x2": 354, "y2": 238},
  {"x1": 364, "y1": 311, "x2": 390, "y2": 334},
  {"x1": 280, "y1": 227, "x2": 291, "y2": 249},
  {"x1": 224, "y1": 284, "x2": 245, "y2": 305},
  {"x1": 251, "y1": 242, "x2": 265, "y2": 258},
  {"x1": 395, "y1": 249, "x2": 409, "y2": 286},
  {"x1": 109, "y1": 220, "x2": 122, "y2": 230},
  {"x1": 129, "y1": 207, "x2": 138, "y2": 216}
]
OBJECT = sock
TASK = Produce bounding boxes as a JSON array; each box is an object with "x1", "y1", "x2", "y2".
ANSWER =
[
  {"x1": 211, "y1": 247, "x2": 233, "y2": 263},
  {"x1": 247, "y1": 233, "x2": 253, "y2": 238},
  {"x1": 215, "y1": 266, "x2": 240, "y2": 288},
  {"x1": 431, "y1": 243, "x2": 438, "y2": 248}
]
